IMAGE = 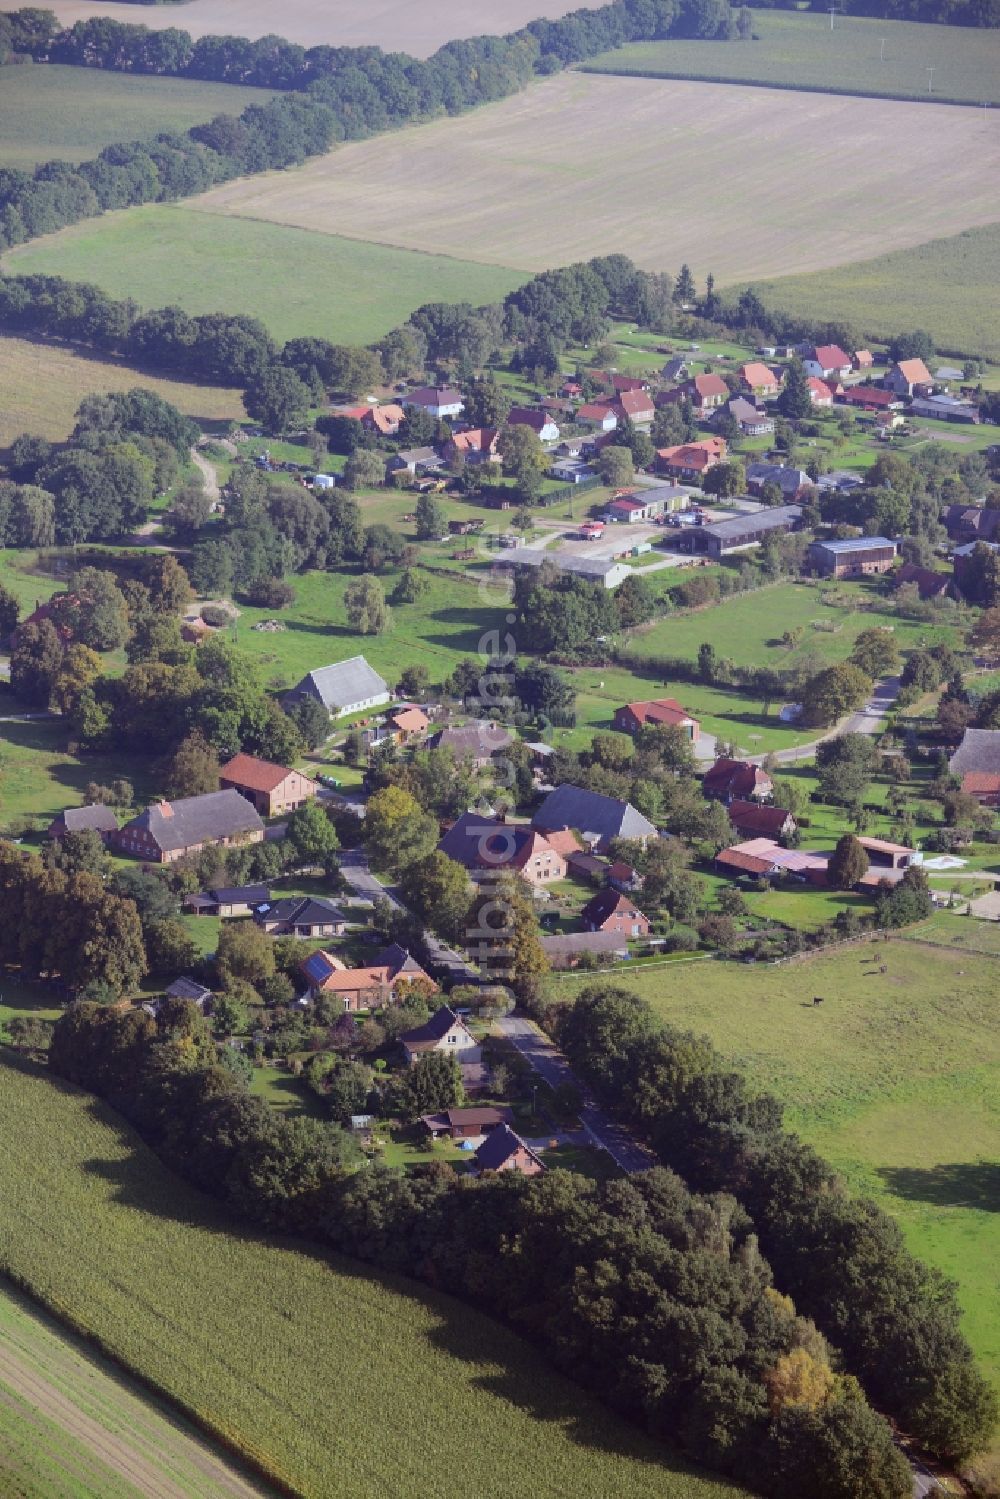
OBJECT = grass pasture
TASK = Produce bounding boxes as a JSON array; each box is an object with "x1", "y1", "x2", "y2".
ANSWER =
[
  {"x1": 187, "y1": 70, "x2": 1000, "y2": 285},
  {"x1": 0, "y1": 711, "x2": 153, "y2": 827},
  {"x1": 0, "y1": 1277, "x2": 271, "y2": 1499},
  {"x1": 0, "y1": 335, "x2": 245, "y2": 447},
  {"x1": 559, "y1": 939, "x2": 1000, "y2": 1408},
  {"x1": 4, "y1": 206, "x2": 529, "y2": 347},
  {"x1": 0, "y1": 1056, "x2": 748, "y2": 1499},
  {"x1": 748, "y1": 222, "x2": 1000, "y2": 362},
  {"x1": 582, "y1": 11, "x2": 1000, "y2": 107},
  {"x1": 31, "y1": 0, "x2": 578, "y2": 55},
  {"x1": 0, "y1": 64, "x2": 277, "y2": 169}
]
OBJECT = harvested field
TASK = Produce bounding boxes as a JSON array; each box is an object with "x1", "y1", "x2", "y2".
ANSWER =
[
  {"x1": 0, "y1": 63, "x2": 277, "y2": 169},
  {"x1": 0, "y1": 335, "x2": 245, "y2": 446},
  {"x1": 29, "y1": 0, "x2": 576, "y2": 55},
  {"x1": 189, "y1": 72, "x2": 1000, "y2": 285},
  {"x1": 582, "y1": 11, "x2": 1000, "y2": 107}
]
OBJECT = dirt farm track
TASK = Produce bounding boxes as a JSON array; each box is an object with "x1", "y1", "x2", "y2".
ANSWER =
[
  {"x1": 192, "y1": 71, "x2": 1000, "y2": 286},
  {"x1": 30, "y1": 0, "x2": 577, "y2": 54}
]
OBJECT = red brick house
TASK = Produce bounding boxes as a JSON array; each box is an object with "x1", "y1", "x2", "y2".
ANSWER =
[
  {"x1": 220, "y1": 753, "x2": 318, "y2": 818},
  {"x1": 580, "y1": 887, "x2": 650, "y2": 937},
  {"x1": 739, "y1": 361, "x2": 781, "y2": 398},
  {"x1": 728, "y1": 800, "x2": 796, "y2": 840},
  {"x1": 475, "y1": 1123, "x2": 545, "y2": 1177},
  {"x1": 656, "y1": 438, "x2": 727, "y2": 481},
  {"x1": 703, "y1": 758, "x2": 773, "y2": 804},
  {"x1": 613, "y1": 698, "x2": 699, "y2": 741},
  {"x1": 659, "y1": 373, "x2": 729, "y2": 415},
  {"x1": 884, "y1": 357, "x2": 932, "y2": 397},
  {"x1": 614, "y1": 389, "x2": 656, "y2": 425},
  {"x1": 421, "y1": 1106, "x2": 512, "y2": 1140}
]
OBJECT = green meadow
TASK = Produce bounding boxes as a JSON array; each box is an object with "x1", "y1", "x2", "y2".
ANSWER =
[
  {"x1": 0, "y1": 1056, "x2": 748, "y2": 1499},
  {"x1": 0, "y1": 64, "x2": 278, "y2": 169},
  {"x1": 4, "y1": 205, "x2": 528, "y2": 346},
  {"x1": 582, "y1": 10, "x2": 1000, "y2": 106},
  {"x1": 559, "y1": 938, "x2": 1000, "y2": 1414}
]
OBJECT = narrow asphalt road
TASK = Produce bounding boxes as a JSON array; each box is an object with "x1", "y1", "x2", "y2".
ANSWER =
[
  {"x1": 338, "y1": 847, "x2": 480, "y2": 983},
  {"x1": 498, "y1": 1014, "x2": 657, "y2": 1174},
  {"x1": 755, "y1": 673, "x2": 901, "y2": 765}
]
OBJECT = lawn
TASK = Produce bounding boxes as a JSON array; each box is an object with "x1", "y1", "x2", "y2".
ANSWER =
[
  {"x1": 0, "y1": 1056, "x2": 748, "y2": 1499},
  {"x1": 0, "y1": 1278, "x2": 271, "y2": 1499},
  {"x1": 187, "y1": 70, "x2": 1000, "y2": 286},
  {"x1": 0, "y1": 334, "x2": 245, "y2": 447},
  {"x1": 0, "y1": 712, "x2": 153, "y2": 828},
  {"x1": 582, "y1": 11, "x2": 1000, "y2": 106},
  {"x1": 0, "y1": 64, "x2": 278, "y2": 169},
  {"x1": 749, "y1": 222, "x2": 1000, "y2": 362},
  {"x1": 558, "y1": 939, "x2": 1000, "y2": 1414},
  {"x1": 5, "y1": 206, "x2": 529, "y2": 347}
]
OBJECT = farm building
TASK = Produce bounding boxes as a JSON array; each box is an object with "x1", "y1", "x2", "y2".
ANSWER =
[
  {"x1": 601, "y1": 484, "x2": 687, "y2": 522},
  {"x1": 613, "y1": 698, "x2": 699, "y2": 740},
  {"x1": 949, "y1": 729, "x2": 1000, "y2": 805},
  {"x1": 894, "y1": 563, "x2": 953, "y2": 600},
  {"x1": 437, "y1": 811, "x2": 568, "y2": 887},
  {"x1": 857, "y1": 836, "x2": 914, "y2": 871},
  {"x1": 910, "y1": 395, "x2": 980, "y2": 424},
  {"x1": 286, "y1": 656, "x2": 390, "y2": 718},
  {"x1": 540, "y1": 930, "x2": 629, "y2": 968},
  {"x1": 184, "y1": 883, "x2": 271, "y2": 918},
  {"x1": 835, "y1": 386, "x2": 899, "y2": 413},
  {"x1": 809, "y1": 537, "x2": 896, "y2": 579},
  {"x1": 219, "y1": 753, "x2": 318, "y2": 818},
  {"x1": 114, "y1": 790, "x2": 264, "y2": 864},
  {"x1": 533, "y1": 784, "x2": 657, "y2": 851},
  {"x1": 47, "y1": 803, "x2": 118, "y2": 842},
  {"x1": 690, "y1": 505, "x2": 803, "y2": 560},
  {"x1": 497, "y1": 549, "x2": 632, "y2": 590}
]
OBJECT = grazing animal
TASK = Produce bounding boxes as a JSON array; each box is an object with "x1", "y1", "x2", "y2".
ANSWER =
[{"x1": 813, "y1": 996, "x2": 824, "y2": 1006}]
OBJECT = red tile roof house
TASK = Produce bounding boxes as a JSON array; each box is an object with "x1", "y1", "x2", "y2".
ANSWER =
[
  {"x1": 300, "y1": 946, "x2": 434, "y2": 1010},
  {"x1": 659, "y1": 373, "x2": 729, "y2": 415},
  {"x1": 802, "y1": 345, "x2": 852, "y2": 380},
  {"x1": 581, "y1": 887, "x2": 650, "y2": 937},
  {"x1": 559, "y1": 379, "x2": 582, "y2": 398},
  {"x1": 607, "y1": 860, "x2": 644, "y2": 893},
  {"x1": 852, "y1": 350, "x2": 875, "y2": 370},
  {"x1": 219, "y1": 753, "x2": 318, "y2": 818},
  {"x1": 447, "y1": 427, "x2": 500, "y2": 464},
  {"x1": 386, "y1": 704, "x2": 430, "y2": 742},
  {"x1": 611, "y1": 374, "x2": 651, "y2": 394},
  {"x1": 507, "y1": 407, "x2": 560, "y2": 442},
  {"x1": 656, "y1": 438, "x2": 727, "y2": 482},
  {"x1": 576, "y1": 401, "x2": 619, "y2": 431},
  {"x1": 475, "y1": 1123, "x2": 545, "y2": 1177},
  {"x1": 613, "y1": 698, "x2": 700, "y2": 742},
  {"x1": 806, "y1": 378, "x2": 835, "y2": 408},
  {"x1": 728, "y1": 800, "x2": 796, "y2": 840},
  {"x1": 702, "y1": 758, "x2": 774, "y2": 805},
  {"x1": 739, "y1": 361, "x2": 781, "y2": 398},
  {"x1": 437, "y1": 811, "x2": 568, "y2": 888},
  {"x1": 614, "y1": 389, "x2": 656, "y2": 425},
  {"x1": 884, "y1": 358, "x2": 933, "y2": 398},
  {"x1": 894, "y1": 562, "x2": 953, "y2": 601},
  {"x1": 959, "y1": 771, "x2": 1000, "y2": 806}
]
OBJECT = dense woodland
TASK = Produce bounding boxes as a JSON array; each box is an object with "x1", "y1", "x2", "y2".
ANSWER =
[{"x1": 47, "y1": 995, "x2": 915, "y2": 1499}]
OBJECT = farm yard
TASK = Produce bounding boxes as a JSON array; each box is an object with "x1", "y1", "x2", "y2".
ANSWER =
[
  {"x1": 29, "y1": 0, "x2": 579, "y2": 54},
  {"x1": 0, "y1": 1057, "x2": 750, "y2": 1499},
  {"x1": 0, "y1": 1278, "x2": 271, "y2": 1499},
  {"x1": 582, "y1": 11, "x2": 1000, "y2": 107},
  {"x1": 749, "y1": 222, "x2": 1000, "y2": 362},
  {"x1": 4, "y1": 207, "x2": 528, "y2": 348},
  {"x1": 0, "y1": 335, "x2": 246, "y2": 446},
  {"x1": 560, "y1": 939, "x2": 1000, "y2": 1416},
  {"x1": 0, "y1": 64, "x2": 278, "y2": 169},
  {"x1": 187, "y1": 71, "x2": 1000, "y2": 286}
]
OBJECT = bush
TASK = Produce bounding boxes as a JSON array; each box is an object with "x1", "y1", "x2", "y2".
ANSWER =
[{"x1": 200, "y1": 603, "x2": 231, "y2": 627}]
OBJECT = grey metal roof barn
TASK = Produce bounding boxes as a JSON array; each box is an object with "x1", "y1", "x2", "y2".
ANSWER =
[
  {"x1": 123, "y1": 790, "x2": 264, "y2": 855},
  {"x1": 532, "y1": 784, "x2": 657, "y2": 850},
  {"x1": 811, "y1": 536, "x2": 895, "y2": 556},
  {"x1": 949, "y1": 729, "x2": 1000, "y2": 776},
  {"x1": 288, "y1": 655, "x2": 390, "y2": 716}
]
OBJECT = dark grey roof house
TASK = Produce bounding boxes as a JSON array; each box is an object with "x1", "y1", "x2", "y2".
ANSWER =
[
  {"x1": 431, "y1": 720, "x2": 515, "y2": 767},
  {"x1": 164, "y1": 977, "x2": 213, "y2": 1008},
  {"x1": 286, "y1": 656, "x2": 390, "y2": 718},
  {"x1": 532, "y1": 784, "x2": 657, "y2": 851},
  {"x1": 114, "y1": 790, "x2": 264, "y2": 864},
  {"x1": 949, "y1": 728, "x2": 1000, "y2": 775},
  {"x1": 253, "y1": 896, "x2": 347, "y2": 937},
  {"x1": 184, "y1": 883, "x2": 272, "y2": 917},
  {"x1": 47, "y1": 804, "x2": 118, "y2": 841}
]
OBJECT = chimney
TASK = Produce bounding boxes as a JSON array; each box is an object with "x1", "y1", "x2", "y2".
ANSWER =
[{"x1": 157, "y1": 801, "x2": 174, "y2": 818}]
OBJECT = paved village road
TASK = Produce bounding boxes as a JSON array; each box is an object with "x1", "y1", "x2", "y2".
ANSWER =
[
  {"x1": 756, "y1": 674, "x2": 902, "y2": 765},
  {"x1": 337, "y1": 847, "x2": 480, "y2": 983}
]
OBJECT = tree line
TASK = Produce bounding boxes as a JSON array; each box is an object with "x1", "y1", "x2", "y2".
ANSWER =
[
  {"x1": 555, "y1": 982, "x2": 998, "y2": 1466},
  {"x1": 47, "y1": 995, "x2": 914, "y2": 1499}
]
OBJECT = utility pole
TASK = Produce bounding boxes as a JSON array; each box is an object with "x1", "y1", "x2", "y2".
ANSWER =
[
  {"x1": 879, "y1": 36, "x2": 886, "y2": 62},
  {"x1": 926, "y1": 65, "x2": 936, "y2": 93},
  {"x1": 827, "y1": 3, "x2": 842, "y2": 28}
]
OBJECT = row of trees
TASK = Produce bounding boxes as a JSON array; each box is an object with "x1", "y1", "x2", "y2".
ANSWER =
[
  {"x1": 48, "y1": 996, "x2": 912, "y2": 1499},
  {"x1": 557, "y1": 983, "x2": 997, "y2": 1464}
]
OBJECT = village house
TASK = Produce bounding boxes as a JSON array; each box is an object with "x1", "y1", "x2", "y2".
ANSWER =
[
  {"x1": 656, "y1": 437, "x2": 727, "y2": 482},
  {"x1": 611, "y1": 373, "x2": 651, "y2": 394},
  {"x1": 575, "y1": 401, "x2": 619, "y2": 431},
  {"x1": 253, "y1": 896, "x2": 348, "y2": 938},
  {"x1": 809, "y1": 537, "x2": 897, "y2": 579},
  {"x1": 614, "y1": 389, "x2": 656, "y2": 426},
  {"x1": 507, "y1": 406, "x2": 560, "y2": 442},
  {"x1": 219, "y1": 753, "x2": 318, "y2": 818},
  {"x1": 385, "y1": 445, "x2": 443, "y2": 478},
  {"x1": 739, "y1": 361, "x2": 781, "y2": 398},
  {"x1": 723, "y1": 397, "x2": 775, "y2": 436},
  {"x1": 852, "y1": 350, "x2": 875, "y2": 370},
  {"x1": 114, "y1": 790, "x2": 264, "y2": 864},
  {"x1": 437, "y1": 811, "x2": 568, "y2": 887},
  {"x1": 447, "y1": 427, "x2": 500, "y2": 464},
  {"x1": 286, "y1": 656, "x2": 390, "y2": 719},
  {"x1": 429, "y1": 720, "x2": 514, "y2": 768},
  {"x1": 335, "y1": 403, "x2": 405, "y2": 436},
  {"x1": 806, "y1": 377, "x2": 835, "y2": 408},
  {"x1": 703, "y1": 758, "x2": 774, "y2": 804},
  {"x1": 746, "y1": 463, "x2": 810, "y2": 501},
  {"x1": 301, "y1": 945, "x2": 434, "y2": 1010},
  {"x1": 402, "y1": 386, "x2": 464, "y2": 419},
  {"x1": 949, "y1": 729, "x2": 1000, "y2": 803},
  {"x1": 728, "y1": 800, "x2": 796, "y2": 841},
  {"x1": 659, "y1": 373, "x2": 729, "y2": 415},
  {"x1": 184, "y1": 882, "x2": 271, "y2": 918},
  {"x1": 47, "y1": 803, "x2": 118, "y2": 842},
  {"x1": 661, "y1": 357, "x2": 689, "y2": 382},
  {"x1": 566, "y1": 848, "x2": 608, "y2": 885},
  {"x1": 613, "y1": 697, "x2": 699, "y2": 741},
  {"x1": 400, "y1": 1005, "x2": 481, "y2": 1067},
  {"x1": 884, "y1": 358, "x2": 933, "y2": 398},
  {"x1": 385, "y1": 704, "x2": 429, "y2": 743},
  {"x1": 475, "y1": 1123, "x2": 544, "y2": 1177},
  {"x1": 954, "y1": 540, "x2": 1000, "y2": 593},
  {"x1": 943, "y1": 506, "x2": 1000, "y2": 544},
  {"x1": 608, "y1": 860, "x2": 644, "y2": 894},
  {"x1": 550, "y1": 458, "x2": 596, "y2": 484},
  {"x1": 421, "y1": 1106, "x2": 512, "y2": 1141},
  {"x1": 580, "y1": 886, "x2": 650, "y2": 937},
  {"x1": 533, "y1": 783, "x2": 657, "y2": 851},
  {"x1": 802, "y1": 344, "x2": 852, "y2": 380},
  {"x1": 559, "y1": 378, "x2": 583, "y2": 398}
]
